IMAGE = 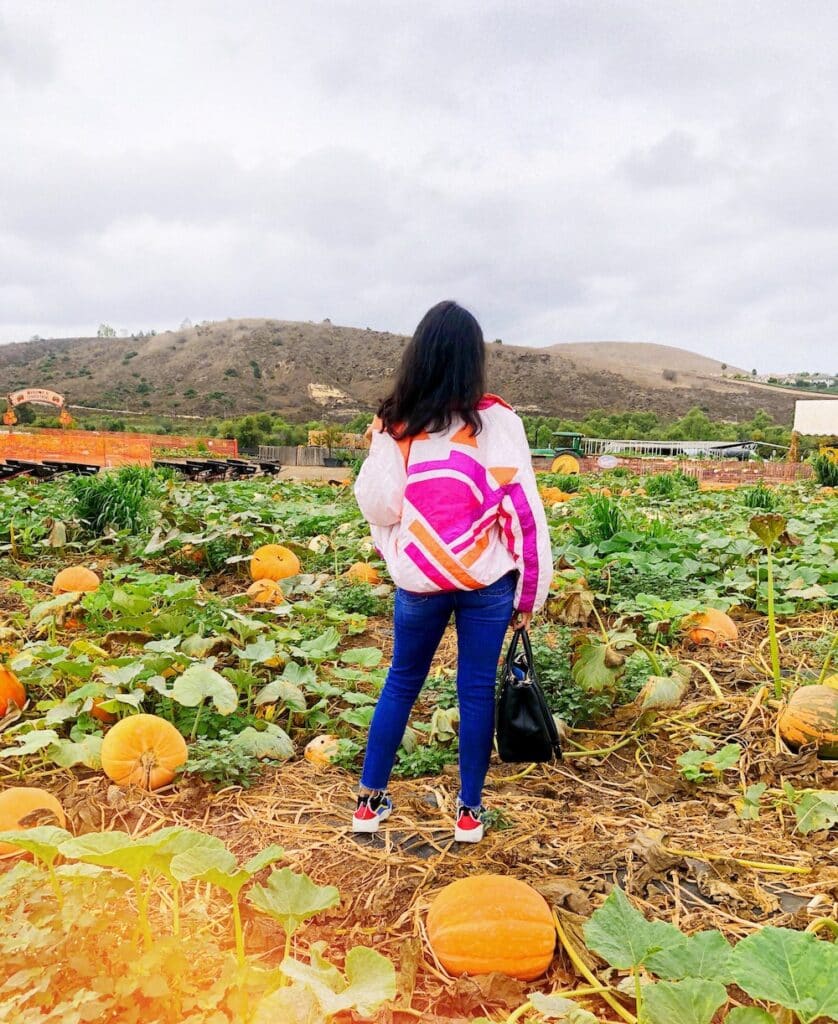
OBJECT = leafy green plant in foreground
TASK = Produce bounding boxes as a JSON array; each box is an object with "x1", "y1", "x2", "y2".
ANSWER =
[{"x1": 580, "y1": 886, "x2": 838, "y2": 1024}]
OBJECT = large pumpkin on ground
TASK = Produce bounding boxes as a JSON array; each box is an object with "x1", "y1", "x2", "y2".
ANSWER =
[
  {"x1": 250, "y1": 544, "x2": 300, "y2": 581},
  {"x1": 685, "y1": 608, "x2": 738, "y2": 646},
  {"x1": 344, "y1": 562, "x2": 381, "y2": 585},
  {"x1": 246, "y1": 579, "x2": 286, "y2": 605},
  {"x1": 52, "y1": 566, "x2": 100, "y2": 595},
  {"x1": 0, "y1": 787, "x2": 66, "y2": 855},
  {"x1": 778, "y1": 685, "x2": 838, "y2": 759},
  {"x1": 0, "y1": 666, "x2": 25, "y2": 715},
  {"x1": 426, "y1": 874, "x2": 555, "y2": 980},
  {"x1": 101, "y1": 714, "x2": 188, "y2": 790}
]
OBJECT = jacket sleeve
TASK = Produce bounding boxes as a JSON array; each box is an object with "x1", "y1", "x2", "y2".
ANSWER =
[
  {"x1": 353, "y1": 418, "x2": 407, "y2": 527},
  {"x1": 498, "y1": 414, "x2": 553, "y2": 613}
]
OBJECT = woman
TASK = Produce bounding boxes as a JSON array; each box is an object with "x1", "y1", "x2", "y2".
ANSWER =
[{"x1": 353, "y1": 301, "x2": 552, "y2": 843}]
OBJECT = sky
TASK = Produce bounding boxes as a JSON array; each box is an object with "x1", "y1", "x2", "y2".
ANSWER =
[{"x1": 1, "y1": 1, "x2": 837, "y2": 371}]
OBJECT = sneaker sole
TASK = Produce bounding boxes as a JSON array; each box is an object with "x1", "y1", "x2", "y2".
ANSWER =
[
  {"x1": 454, "y1": 824, "x2": 484, "y2": 843},
  {"x1": 352, "y1": 807, "x2": 392, "y2": 833}
]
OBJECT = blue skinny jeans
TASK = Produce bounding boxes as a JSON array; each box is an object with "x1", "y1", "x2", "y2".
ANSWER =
[{"x1": 360, "y1": 570, "x2": 516, "y2": 808}]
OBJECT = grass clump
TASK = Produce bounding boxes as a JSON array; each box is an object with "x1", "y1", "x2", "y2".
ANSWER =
[{"x1": 70, "y1": 466, "x2": 164, "y2": 535}]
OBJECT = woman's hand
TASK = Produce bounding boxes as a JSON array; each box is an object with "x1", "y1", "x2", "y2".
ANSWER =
[{"x1": 511, "y1": 610, "x2": 533, "y2": 631}]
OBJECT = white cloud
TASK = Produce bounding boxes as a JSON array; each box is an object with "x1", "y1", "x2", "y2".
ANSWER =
[{"x1": 0, "y1": 1, "x2": 837, "y2": 370}]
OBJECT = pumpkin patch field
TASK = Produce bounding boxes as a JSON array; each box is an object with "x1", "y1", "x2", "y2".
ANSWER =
[{"x1": 0, "y1": 467, "x2": 835, "y2": 1023}]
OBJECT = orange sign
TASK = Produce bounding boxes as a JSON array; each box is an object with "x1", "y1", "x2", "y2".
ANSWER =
[{"x1": 8, "y1": 388, "x2": 65, "y2": 409}]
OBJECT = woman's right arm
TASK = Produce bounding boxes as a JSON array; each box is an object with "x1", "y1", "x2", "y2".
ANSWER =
[{"x1": 353, "y1": 417, "x2": 407, "y2": 526}]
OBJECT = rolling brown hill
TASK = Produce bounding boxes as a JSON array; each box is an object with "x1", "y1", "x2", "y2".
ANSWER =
[{"x1": 0, "y1": 318, "x2": 801, "y2": 424}]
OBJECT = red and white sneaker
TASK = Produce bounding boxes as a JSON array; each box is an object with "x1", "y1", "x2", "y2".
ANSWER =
[
  {"x1": 352, "y1": 790, "x2": 393, "y2": 833},
  {"x1": 454, "y1": 799, "x2": 486, "y2": 843}
]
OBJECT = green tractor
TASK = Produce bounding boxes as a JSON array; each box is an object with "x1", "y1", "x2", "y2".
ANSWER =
[{"x1": 530, "y1": 431, "x2": 585, "y2": 474}]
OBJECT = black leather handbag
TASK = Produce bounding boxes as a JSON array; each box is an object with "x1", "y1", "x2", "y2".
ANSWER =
[{"x1": 496, "y1": 628, "x2": 562, "y2": 763}]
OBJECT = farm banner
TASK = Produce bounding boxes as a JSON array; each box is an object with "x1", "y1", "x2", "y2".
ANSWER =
[{"x1": 8, "y1": 388, "x2": 65, "y2": 408}]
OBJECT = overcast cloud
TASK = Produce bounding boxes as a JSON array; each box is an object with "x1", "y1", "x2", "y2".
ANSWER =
[{"x1": 1, "y1": 1, "x2": 837, "y2": 370}]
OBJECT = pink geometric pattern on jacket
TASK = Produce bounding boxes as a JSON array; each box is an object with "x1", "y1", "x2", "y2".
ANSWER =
[{"x1": 353, "y1": 395, "x2": 553, "y2": 613}]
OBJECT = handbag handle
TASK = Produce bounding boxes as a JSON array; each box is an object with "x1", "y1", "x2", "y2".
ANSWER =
[{"x1": 505, "y1": 627, "x2": 535, "y2": 679}]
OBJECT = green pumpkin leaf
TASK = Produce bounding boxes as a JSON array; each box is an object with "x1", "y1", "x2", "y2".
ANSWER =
[
  {"x1": 98, "y1": 663, "x2": 144, "y2": 687},
  {"x1": 248, "y1": 866, "x2": 339, "y2": 936},
  {"x1": 724, "y1": 1010, "x2": 777, "y2": 1024},
  {"x1": 749, "y1": 514, "x2": 787, "y2": 548},
  {"x1": 171, "y1": 662, "x2": 238, "y2": 714},
  {"x1": 252, "y1": 984, "x2": 319, "y2": 1024},
  {"x1": 339, "y1": 647, "x2": 383, "y2": 668},
  {"x1": 646, "y1": 929, "x2": 734, "y2": 983},
  {"x1": 643, "y1": 979, "x2": 728, "y2": 1024},
  {"x1": 230, "y1": 724, "x2": 294, "y2": 760},
  {"x1": 572, "y1": 641, "x2": 620, "y2": 694},
  {"x1": 637, "y1": 667, "x2": 690, "y2": 711},
  {"x1": 169, "y1": 832, "x2": 248, "y2": 895},
  {"x1": 254, "y1": 677, "x2": 307, "y2": 711},
  {"x1": 0, "y1": 729, "x2": 61, "y2": 758},
  {"x1": 0, "y1": 826, "x2": 73, "y2": 867},
  {"x1": 734, "y1": 783, "x2": 766, "y2": 821},
  {"x1": 730, "y1": 926, "x2": 838, "y2": 1024},
  {"x1": 281, "y1": 662, "x2": 317, "y2": 688},
  {"x1": 791, "y1": 789, "x2": 838, "y2": 835},
  {"x1": 583, "y1": 887, "x2": 683, "y2": 970},
  {"x1": 281, "y1": 944, "x2": 396, "y2": 1017},
  {"x1": 30, "y1": 592, "x2": 79, "y2": 624},
  {"x1": 47, "y1": 734, "x2": 103, "y2": 769},
  {"x1": 60, "y1": 827, "x2": 186, "y2": 884},
  {"x1": 242, "y1": 844, "x2": 285, "y2": 876},
  {"x1": 529, "y1": 992, "x2": 598, "y2": 1022},
  {"x1": 239, "y1": 637, "x2": 277, "y2": 664}
]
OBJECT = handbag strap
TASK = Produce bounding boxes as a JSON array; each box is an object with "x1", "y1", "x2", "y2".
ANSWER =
[{"x1": 506, "y1": 627, "x2": 535, "y2": 677}]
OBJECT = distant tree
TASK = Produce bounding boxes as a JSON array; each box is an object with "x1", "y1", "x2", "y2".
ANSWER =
[
  {"x1": 493, "y1": 338, "x2": 503, "y2": 344},
  {"x1": 97, "y1": 323, "x2": 116, "y2": 338},
  {"x1": 720, "y1": 362, "x2": 727, "y2": 370},
  {"x1": 180, "y1": 318, "x2": 193, "y2": 330},
  {"x1": 29, "y1": 334, "x2": 41, "y2": 342},
  {"x1": 662, "y1": 368, "x2": 677, "y2": 382},
  {"x1": 751, "y1": 368, "x2": 757, "y2": 376}
]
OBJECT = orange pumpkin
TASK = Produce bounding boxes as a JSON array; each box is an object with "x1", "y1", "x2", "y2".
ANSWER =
[
  {"x1": 0, "y1": 667, "x2": 25, "y2": 715},
  {"x1": 250, "y1": 544, "x2": 300, "y2": 581},
  {"x1": 778, "y1": 685, "x2": 838, "y2": 759},
  {"x1": 344, "y1": 562, "x2": 381, "y2": 585},
  {"x1": 0, "y1": 787, "x2": 66, "y2": 855},
  {"x1": 101, "y1": 714, "x2": 188, "y2": 790},
  {"x1": 426, "y1": 874, "x2": 555, "y2": 980},
  {"x1": 304, "y1": 735, "x2": 340, "y2": 767},
  {"x1": 246, "y1": 579, "x2": 286, "y2": 605},
  {"x1": 52, "y1": 566, "x2": 100, "y2": 595},
  {"x1": 685, "y1": 608, "x2": 738, "y2": 646}
]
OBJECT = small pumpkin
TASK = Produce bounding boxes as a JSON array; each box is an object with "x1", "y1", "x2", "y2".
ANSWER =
[
  {"x1": 685, "y1": 608, "x2": 738, "y2": 646},
  {"x1": 250, "y1": 544, "x2": 300, "y2": 581},
  {"x1": 344, "y1": 562, "x2": 381, "y2": 585},
  {"x1": 246, "y1": 579, "x2": 286, "y2": 606},
  {"x1": 90, "y1": 697, "x2": 117, "y2": 724},
  {"x1": 426, "y1": 874, "x2": 555, "y2": 980},
  {"x1": 52, "y1": 566, "x2": 100, "y2": 595},
  {"x1": 101, "y1": 714, "x2": 188, "y2": 790},
  {"x1": 0, "y1": 666, "x2": 25, "y2": 716},
  {"x1": 0, "y1": 787, "x2": 66, "y2": 855},
  {"x1": 778, "y1": 685, "x2": 838, "y2": 759},
  {"x1": 304, "y1": 735, "x2": 340, "y2": 767}
]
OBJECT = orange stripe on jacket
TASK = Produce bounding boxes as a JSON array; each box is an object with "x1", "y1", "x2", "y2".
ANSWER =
[{"x1": 408, "y1": 521, "x2": 483, "y2": 589}]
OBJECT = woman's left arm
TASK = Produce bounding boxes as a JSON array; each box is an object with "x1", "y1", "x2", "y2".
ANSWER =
[
  {"x1": 499, "y1": 415, "x2": 554, "y2": 614},
  {"x1": 353, "y1": 418, "x2": 407, "y2": 526}
]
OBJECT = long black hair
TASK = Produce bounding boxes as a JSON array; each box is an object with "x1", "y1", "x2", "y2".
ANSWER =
[{"x1": 378, "y1": 300, "x2": 486, "y2": 439}]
